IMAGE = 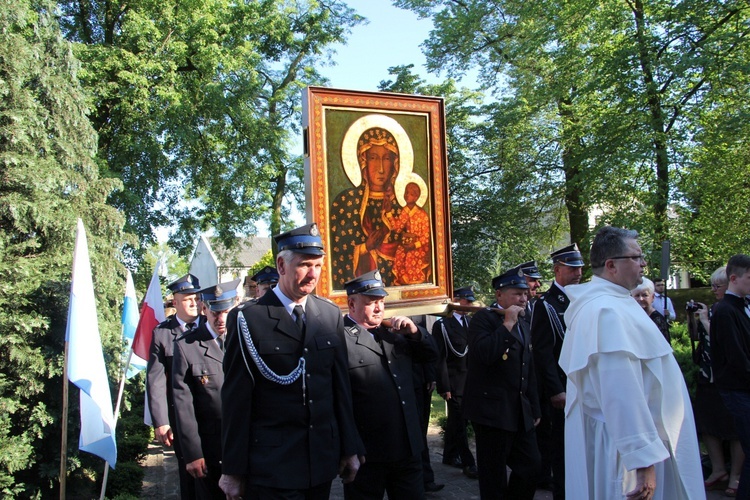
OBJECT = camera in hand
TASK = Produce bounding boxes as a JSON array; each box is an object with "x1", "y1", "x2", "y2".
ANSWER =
[{"x1": 686, "y1": 300, "x2": 703, "y2": 313}]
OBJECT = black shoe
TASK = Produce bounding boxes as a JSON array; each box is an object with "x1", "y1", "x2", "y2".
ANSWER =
[
  {"x1": 442, "y1": 457, "x2": 463, "y2": 468},
  {"x1": 424, "y1": 481, "x2": 445, "y2": 492},
  {"x1": 463, "y1": 465, "x2": 479, "y2": 479}
]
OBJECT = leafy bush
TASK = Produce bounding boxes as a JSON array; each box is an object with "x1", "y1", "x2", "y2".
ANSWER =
[{"x1": 670, "y1": 322, "x2": 699, "y2": 399}]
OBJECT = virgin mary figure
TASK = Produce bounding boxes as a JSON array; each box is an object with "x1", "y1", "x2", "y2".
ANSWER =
[{"x1": 330, "y1": 126, "x2": 403, "y2": 287}]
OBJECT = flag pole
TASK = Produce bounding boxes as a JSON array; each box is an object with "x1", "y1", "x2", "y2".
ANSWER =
[
  {"x1": 60, "y1": 339, "x2": 69, "y2": 500},
  {"x1": 99, "y1": 326, "x2": 138, "y2": 499}
]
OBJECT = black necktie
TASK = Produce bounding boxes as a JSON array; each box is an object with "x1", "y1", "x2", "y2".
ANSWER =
[
  {"x1": 293, "y1": 305, "x2": 305, "y2": 334},
  {"x1": 217, "y1": 335, "x2": 224, "y2": 352},
  {"x1": 185, "y1": 322, "x2": 196, "y2": 332},
  {"x1": 461, "y1": 315, "x2": 469, "y2": 330}
]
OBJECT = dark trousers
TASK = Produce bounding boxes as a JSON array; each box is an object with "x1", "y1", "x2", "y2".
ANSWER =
[
  {"x1": 721, "y1": 390, "x2": 750, "y2": 499},
  {"x1": 194, "y1": 440, "x2": 223, "y2": 500},
  {"x1": 194, "y1": 466, "x2": 223, "y2": 500},
  {"x1": 443, "y1": 396, "x2": 476, "y2": 466},
  {"x1": 415, "y1": 384, "x2": 436, "y2": 484},
  {"x1": 549, "y1": 405, "x2": 565, "y2": 499},
  {"x1": 246, "y1": 481, "x2": 332, "y2": 500},
  {"x1": 172, "y1": 428, "x2": 197, "y2": 500},
  {"x1": 344, "y1": 455, "x2": 424, "y2": 500},
  {"x1": 473, "y1": 422, "x2": 540, "y2": 500},
  {"x1": 535, "y1": 399, "x2": 552, "y2": 482}
]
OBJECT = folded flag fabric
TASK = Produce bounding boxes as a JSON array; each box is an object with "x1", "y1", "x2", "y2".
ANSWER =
[
  {"x1": 122, "y1": 271, "x2": 147, "y2": 378},
  {"x1": 66, "y1": 219, "x2": 117, "y2": 468}
]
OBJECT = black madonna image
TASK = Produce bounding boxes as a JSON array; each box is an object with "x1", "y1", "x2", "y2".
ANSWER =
[{"x1": 329, "y1": 113, "x2": 432, "y2": 289}]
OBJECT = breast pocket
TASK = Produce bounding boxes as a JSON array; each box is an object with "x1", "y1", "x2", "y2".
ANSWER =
[
  {"x1": 190, "y1": 363, "x2": 220, "y2": 391},
  {"x1": 314, "y1": 334, "x2": 340, "y2": 366},
  {"x1": 315, "y1": 334, "x2": 340, "y2": 351}
]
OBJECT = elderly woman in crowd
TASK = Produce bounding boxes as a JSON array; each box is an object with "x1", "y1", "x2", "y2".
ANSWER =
[
  {"x1": 631, "y1": 277, "x2": 670, "y2": 343},
  {"x1": 689, "y1": 266, "x2": 743, "y2": 496}
]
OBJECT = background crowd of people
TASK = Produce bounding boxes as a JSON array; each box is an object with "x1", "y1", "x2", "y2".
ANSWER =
[{"x1": 144, "y1": 224, "x2": 749, "y2": 500}]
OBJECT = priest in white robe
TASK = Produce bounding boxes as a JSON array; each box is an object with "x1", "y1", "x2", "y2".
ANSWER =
[{"x1": 559, "y1": 226, "x2": 704, "y2": 500}]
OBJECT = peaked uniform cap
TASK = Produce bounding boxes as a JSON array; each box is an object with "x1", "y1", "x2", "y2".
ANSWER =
[
  {"x1": 274, "y1": 223, "x2": 325, "y2": 256},
  {"x1": 550, "y1": 243, "x2": 585, "y2": 267},
  {"x1": 453, "y1": 286, "x2": 476, "y2": 302},
  {"x1": 345, "y1": 270, "x2": 389, "y2": 297},
  {"x1": 251, "y1": 266, "x2": 279, "y2": 285},
  {"x1": 492, "y1": 266, "x2": 530, "y2": 290},
  {"x1": 519, "y1": 261, "x2": 542, "y2": 279},
  {"x1": 167, "y1": 273, "x2": 201, "y2": 294},
  {"x1": 199, "y1": 278, "x2": 241, "y2": 312}
]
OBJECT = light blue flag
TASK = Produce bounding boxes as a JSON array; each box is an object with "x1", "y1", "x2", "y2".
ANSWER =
[
  {"x1": 122, "y1": 271, "x2": 147, "y2": 378},
  {"x1": 66, "y1": 219, "x2": 117, "y2": 468}
]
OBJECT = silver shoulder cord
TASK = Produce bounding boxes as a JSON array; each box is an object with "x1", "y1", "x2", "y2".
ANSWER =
[
  {"x1": 441, "y1": 321, "x2": 468, "y2": 358},
  {"x1": 544, "y1": 301, "x2": 566, "y2": 346},
  {"x1": 237, "y1": 312, "x2": 307, "y2": 405}
]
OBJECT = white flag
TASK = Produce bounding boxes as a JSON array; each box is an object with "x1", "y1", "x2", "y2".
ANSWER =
[{"x1": 65, "y1": 219, "x2": 117, "y2": 468}]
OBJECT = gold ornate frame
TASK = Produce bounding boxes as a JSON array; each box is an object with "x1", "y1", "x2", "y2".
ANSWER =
[{"x1": 303, "y1": 86, "x2": 452, "y2": 314}]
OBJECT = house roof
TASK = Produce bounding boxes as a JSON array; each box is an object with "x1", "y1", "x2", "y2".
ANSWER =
[{"x1": 209, "y1": 236, "x2": 272, "y2": 268}]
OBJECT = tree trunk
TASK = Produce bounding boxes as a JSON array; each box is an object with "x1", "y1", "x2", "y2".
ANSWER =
[
  {"x1": 558, "y1": 94, "x2": 589, "y2": 260},
  {"x1": 632, "y1": 0, "x2": 669, "y2": 245}
]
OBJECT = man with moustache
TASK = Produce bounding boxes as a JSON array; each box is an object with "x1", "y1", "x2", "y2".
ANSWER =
[
  {"x1": 519, "y1": 261, "x2": 543, "y2": 329},
  {"x1": 172, "y1": 279, "x2": 239, "y2": 499},
  {"x1": 220, "y1": 223, "x2": 363, "y2": 500},
  {"x1": 342, "y1": 270, "x2": 437, "y2": 499},
  {"x1": 559, "y1": 227, "x2": 702, "y2": 499},
  {"x1": 530, "y1": 244, "x2": 584, "y2": 499},
  {"x1": 147, "y1": 273, "x2": 204, "y2": 499},
  {"x1": 463, "y1": 265, "x2": 541, "y2": 499}
]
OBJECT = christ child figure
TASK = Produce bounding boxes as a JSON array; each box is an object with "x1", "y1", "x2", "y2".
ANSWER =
[{"x1": 391, "y1": 182, "x2": 431, "y2": 285}]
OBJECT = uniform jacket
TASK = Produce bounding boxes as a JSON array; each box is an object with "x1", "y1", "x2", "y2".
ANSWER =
[
  {"x1": 433, "y1": 315, "x2": 470, "y2": 396},
  {"x1": 521, "y1": 298, "x2": 536, "y2": 330},
  {"x1": 344, "y1": 317, "x2": 437, "y2": 462},
  {"x1": 172, "y1": 323, "x2": 224, "y2": 465},
  {"x1": 711, "y1": 293, "x2": 750, "y2": 392},
  {"x1": 530, "y1": 282, "x2": 569, "y2": 397},
  {"x1": 462, "y1": 307, "x2": 540, "y2": 432},
  {"x1": 221, "y1": 291, "x2": 363, "y2": 489},
  {"x1": 147, "y1": 315, "x2": 182, "y2": 428}
]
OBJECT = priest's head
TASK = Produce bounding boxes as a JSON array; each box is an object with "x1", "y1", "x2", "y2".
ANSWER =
[{"x1": 590, "y1": 226, "x2": 646, "y2": 291}]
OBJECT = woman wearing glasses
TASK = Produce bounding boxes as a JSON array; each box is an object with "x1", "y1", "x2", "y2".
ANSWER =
[{"x1": 689, "y1": 266, "x2": 743, "y2": 496}]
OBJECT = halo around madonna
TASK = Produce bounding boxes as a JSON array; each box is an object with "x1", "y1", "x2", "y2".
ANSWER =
[{"x1": 341, "y1": 114, "x2": 414, "y2": 188}]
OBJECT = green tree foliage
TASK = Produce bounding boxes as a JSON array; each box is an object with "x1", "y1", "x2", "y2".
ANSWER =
[
  {"x1": 395, "y1": 0, "x2": 750, "y2": 274},
  {"x1": 0, "y1": 0, "x2": 129, "y2": 494},
  {"x1": 673, "y1": 44, "x2": 750, "y2": 279},
  {"x1": 59, "y1": 0, "x2": 364, "y2": 257},
  {"x1": 379, "y1": 65, "x2": 564, "y2": 294},
  {"x1": 247, "y1": 249, "x2": 276, "y2": 278}
]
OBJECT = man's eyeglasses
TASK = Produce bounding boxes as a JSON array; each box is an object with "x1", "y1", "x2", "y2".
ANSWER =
[
  {"x1": 609, "y1": 255, "x2": 647, "y2": 263},
  {"x1": 711, "y1": 283, "x2": 727, "y2": 290}
]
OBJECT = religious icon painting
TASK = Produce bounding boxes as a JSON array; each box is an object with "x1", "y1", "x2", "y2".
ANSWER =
[{"x1": 303, "y1": 87, "x2": 453, "y2": 314}]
